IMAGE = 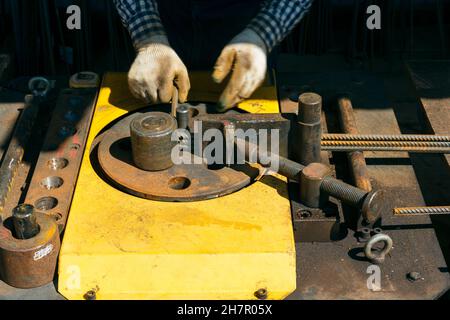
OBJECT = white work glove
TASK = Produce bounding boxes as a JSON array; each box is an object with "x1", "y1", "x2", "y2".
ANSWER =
[
  {"x1": 212, "y1": 29, "x2": 267, "y2": 112},
  {"x1": 128, "y1": 36, "x2": 190, "y2": 103}
]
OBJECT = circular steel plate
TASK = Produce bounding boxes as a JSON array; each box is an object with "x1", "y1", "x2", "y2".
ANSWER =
[{"x1": 96, "y1": 112, "x2": 259, "y2": 202}]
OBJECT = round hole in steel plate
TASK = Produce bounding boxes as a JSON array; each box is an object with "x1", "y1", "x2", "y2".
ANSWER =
[
  {"x1": 40, "y1": 176, "x2": 64, "y2": 190},
  {"x1": 35, "y1": 197, "x2": 58, "y2": 211},
  {"x1": 47, "y1": 158, "x2": 69, "y2": 170},
  {"x1": 168, "y1": 177, "x2": 191, "y2": 190}
]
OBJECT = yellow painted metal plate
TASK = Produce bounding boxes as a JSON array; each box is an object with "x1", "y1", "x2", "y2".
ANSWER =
[{"x1": 58, "y1": 72, "x2": 296, "y2": 300}]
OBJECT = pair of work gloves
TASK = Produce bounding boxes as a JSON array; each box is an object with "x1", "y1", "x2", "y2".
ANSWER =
[{"x1": 128, "y1": 29, "x2": 267, "y2": 112}]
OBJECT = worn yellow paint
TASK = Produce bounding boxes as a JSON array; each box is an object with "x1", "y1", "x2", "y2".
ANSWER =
[{"x1": 58, "y1": 72, "x2": 296, "y2": 300}]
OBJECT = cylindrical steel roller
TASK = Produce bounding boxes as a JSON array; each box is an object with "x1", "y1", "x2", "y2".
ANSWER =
[
  {"x1": 12, "y1": 204, "x2": 40, "y2": 240},
  {"x1": 130, "y1": 112, "x2": 177, "y2": 171},
  {"x1": 297, "y1": 93, "x2": 323, "y2": 165}
]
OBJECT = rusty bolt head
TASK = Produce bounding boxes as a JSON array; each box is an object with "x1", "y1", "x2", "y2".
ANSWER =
[
  {"x1": 299, "y1": 210, "x2": 313, "y2": 219},
  {"x1": 361, "y1": 190, "x2": 387, "y2": 224},
  {"x1": 84, "y1": 290, "x2": 97, "y2": 300},
  {"x1": 254, "y1": 288, "x2": 268, "y2": 300}
]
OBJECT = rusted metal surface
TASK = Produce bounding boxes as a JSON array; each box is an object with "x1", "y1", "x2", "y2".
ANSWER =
[
  {"x1": 322, "y1": 140, "x2": 450, "y2": 153},
  {"x1": 0, "y1": 84, "x2": 95, "y2": 291},
  {"x1": 23, "y1": 88, "x2": 98, "y2": 232},
  {"x1": 296, "y1": 93, "x2": 322, "y2": 165},
  {"x1": 193, "y1": 107, "x2": 293, "y2": 159},
  {"x1": 96, "y1": 110, "x2": 259, "y2": 202},
  {"x1": 0, "y1": 212, "x2": 60, "y2": 289},
  {"x1": 407, "y1": 61, "x2": 450, "y2": 168},
  {"x1": 337, "y1": 96, "x2": 372, "y2": 192},
  {"x1": 12, "y1": 204, "x2": 40, "y2": 240},
  {"x1": 0, "y1": 57, "x2": 448, "y2": 299},
  {"x1": 0, "y1": 96, "x2": 38, "y2": 219},
  {"x1": 239, "y1": 135, "x2": 385, "y2": 236},
  {"x1": 277, "y1": 55, "x2": 450, "y2": 299},
  {"x1": 0, "y1": 85, "x2": 95, "y2": 300}
]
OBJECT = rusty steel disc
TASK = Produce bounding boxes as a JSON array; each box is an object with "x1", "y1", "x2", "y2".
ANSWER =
[{"x1": 96, "y1": 112, "x2": 259, "y2": 202}]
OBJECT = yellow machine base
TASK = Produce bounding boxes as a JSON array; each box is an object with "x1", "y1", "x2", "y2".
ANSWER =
[{"x1": 58, "y1": 72, "x2": 296, "y2": 300}]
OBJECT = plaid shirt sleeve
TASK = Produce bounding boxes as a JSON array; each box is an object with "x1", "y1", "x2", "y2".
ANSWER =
[
  {"x1": 113, "y1": 0, "x2": 166, "y2": 49},
  {"x1": 248, "y1": 0, "x2": 314, "y2": 52}
]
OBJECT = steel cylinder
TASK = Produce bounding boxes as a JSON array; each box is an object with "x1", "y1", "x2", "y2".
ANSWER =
[
  {"x1": 176, "y1": 106, "x2": 190, "y2": 130},
  {"x1": 300, "y1": 163, "x2": 331, "y2": 208},
  {"x1": 297, "y1": 93, "x2": 322, "y2": 165},
  {"x1": 320, "y1": 176, "x2": 367, "y2": 205},
  {"x1": 130, "y1": 112, "x2": 177, "y2": 171},
  {"x1": 12, "y1": 204, "x2": 40, "y2": 239},
  {"x1": 0, "y1": 212, "x2": 60, "y2": 288}
]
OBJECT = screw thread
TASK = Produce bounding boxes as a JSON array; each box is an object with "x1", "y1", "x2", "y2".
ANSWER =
[
  {"x1": 320, "y1": 176, "x2": 367, "y2": 205},
  {"x1": 322, "y1": 134, "x2": 450, "y2": 142}
]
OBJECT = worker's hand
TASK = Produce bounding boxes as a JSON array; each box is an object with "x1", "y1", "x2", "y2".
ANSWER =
[
  {"x1": 128, "y1": 36, "x2": 190, "y2": 104},
  {"x1": 212, "y1": 29, "x2": 267, "y2": 112}
]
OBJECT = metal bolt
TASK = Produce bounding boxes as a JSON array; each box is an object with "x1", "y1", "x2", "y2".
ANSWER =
[
  {"x1": 130, "y1": 112, "x2": 177, "y2": 171},
  {"x1": 176, "y1": 105, "x2": 190, "y2": 130},
  {"x1": 84, "y1": 290, "x2": 97, "y2": 300},
  {"x1": 320, "y1": 177, "x2": 385, "y2": 223},
  {"x1": 234, "y1": 139, "x2": 386, "y2": 223},
  {"x1": 254, "y1": 288, "x2": 268, "y2": 300},
  {"x1": 322, "y1": 133, "x2": 450, "y2": 142},
  {"x1": 321, "y1": 140, "x2": 450, "y2": 154},
  {"x1": 321, "y1": 176, "x2": 367, "y2": 205}
]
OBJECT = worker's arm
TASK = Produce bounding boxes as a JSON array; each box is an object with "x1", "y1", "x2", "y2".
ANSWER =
[
  {"x1": 213, "y1": 0, "x2": 314, "y2": 111},
  {"x1": 247, "y1": 0, "x2": 314, "y2": 53},
  {"x1": 113, "y1": 0, "x2": 190, "y2": 103}
]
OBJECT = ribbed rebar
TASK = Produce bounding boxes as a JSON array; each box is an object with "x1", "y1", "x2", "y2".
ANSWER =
[
  {"x1": 323, "y1": 141, "x2": 450, "y2": 147},
  {"x1": 322, "y1": 140, "x2": 450, "y2": 153},
  {"x1": 322, "y1": 134, "x2": 450, "y2": 142},
  {"x1": 394, "y1": 206, "x2": 450, "y2": 216}
]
